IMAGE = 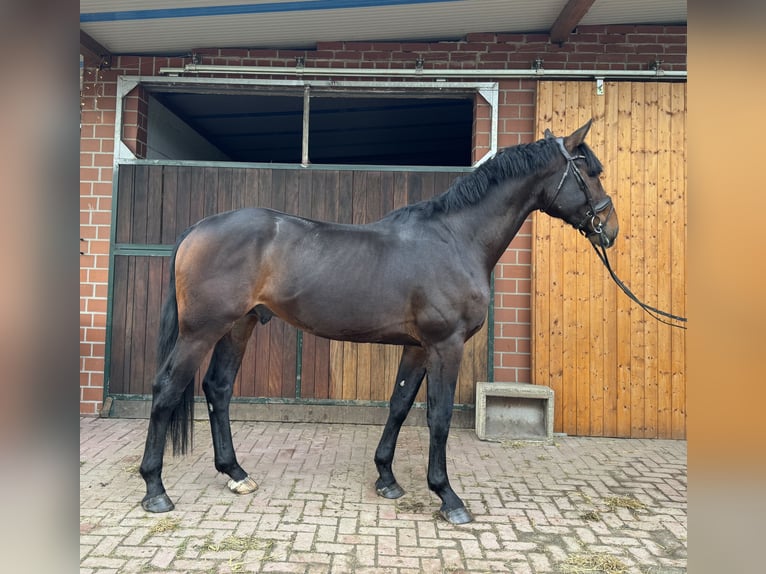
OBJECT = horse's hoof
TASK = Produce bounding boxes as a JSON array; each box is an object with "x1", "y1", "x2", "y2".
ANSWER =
[
  {"x1": 142, "y1": 492, "x2": 175, "y2": 513},
  {"x1": 227, "y1": 475, "x2": 258, "y2": 495},
  {"x1": 440, "y1": 507, "x2": 474, "y2": 524},
  {"x1": 376, "y1": 482, "x2": 405, "y2": 499}
]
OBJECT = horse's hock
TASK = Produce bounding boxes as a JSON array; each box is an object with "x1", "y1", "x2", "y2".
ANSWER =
[{"x1": 475, "y1": 382, "x2": 554, "y2": 442}]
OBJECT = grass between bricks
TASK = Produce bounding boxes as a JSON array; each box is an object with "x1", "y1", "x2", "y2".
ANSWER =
[{"x1": 558, "y1": 552, "x2": 628, "y2": 574}]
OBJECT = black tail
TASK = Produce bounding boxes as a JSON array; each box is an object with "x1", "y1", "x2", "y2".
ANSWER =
[{"x1": 157, "y1": 228, "x2": 195, "y2": 456}]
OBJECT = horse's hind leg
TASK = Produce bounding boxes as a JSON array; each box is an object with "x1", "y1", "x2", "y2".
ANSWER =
[
  {"x1": 140, "y1": 338, "x2": 211, "y2": 512},
  {"x1": 374, "y1": 346, "x2": 427, "y2": 499},
  {"x1": 202, "y1": 315, "x2": 259, "y2": 495}
]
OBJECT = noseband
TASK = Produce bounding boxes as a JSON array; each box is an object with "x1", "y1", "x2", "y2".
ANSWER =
[{"x1": 541, "y1": 138, "x2": 613, "y2": 242}]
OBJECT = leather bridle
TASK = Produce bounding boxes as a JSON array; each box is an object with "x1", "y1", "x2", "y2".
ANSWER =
[
  {"x1": 543, "y1": 137, "x2": 687, "y2": 329},
  {"x1": 541, "y1": 138, "x2": 614, "y2": 245}
]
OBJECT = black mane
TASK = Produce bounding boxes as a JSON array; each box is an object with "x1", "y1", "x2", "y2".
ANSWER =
[{"x1": 384, "y1": 136, "x2": 602, "y2": 220}]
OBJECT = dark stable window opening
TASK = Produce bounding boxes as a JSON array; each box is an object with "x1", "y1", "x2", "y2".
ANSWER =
[{"x1": 148, "y1": 91, "x2": 473, "y2": 166}]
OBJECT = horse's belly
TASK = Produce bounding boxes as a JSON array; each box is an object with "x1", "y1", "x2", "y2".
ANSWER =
[{"x1": 263, "y1": 293, "x2": 419, "y2": 346}]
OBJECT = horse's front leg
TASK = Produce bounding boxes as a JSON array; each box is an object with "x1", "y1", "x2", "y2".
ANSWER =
[
  {"x1": 374, "y1": 346, "x2": 427, "y2": 499},
  {"x1": 202, "y1": 316, "x2": 259, "y2": 495},
  {"x1": 424, "y1": 338, "x2": 473, "y2": 524}
]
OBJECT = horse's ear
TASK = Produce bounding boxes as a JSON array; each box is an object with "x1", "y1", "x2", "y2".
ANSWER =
[
  {"x1": 544, "y1": 128, "x2": 554, "y2": 139},
  {"x1": 563, "y1": 119, "x2": 593, "y2": 152}
]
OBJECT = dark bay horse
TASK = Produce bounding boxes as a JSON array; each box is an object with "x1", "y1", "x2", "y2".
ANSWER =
[{"x1": 139, "y1": 120, "x2": 618, "y2": 524}]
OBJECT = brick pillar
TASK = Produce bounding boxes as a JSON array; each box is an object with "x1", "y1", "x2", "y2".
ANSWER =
[
  {"x1": 492, "y1": 80, "x2": 537, "y2": 384},
  {"x1": 122, "y1": 85, "x2": 149, "y2": 159}
]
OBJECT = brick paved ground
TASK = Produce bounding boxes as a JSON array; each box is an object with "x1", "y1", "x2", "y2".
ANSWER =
[{"x1": 80, "y1": 417, "x2": 686, "y2": 573}]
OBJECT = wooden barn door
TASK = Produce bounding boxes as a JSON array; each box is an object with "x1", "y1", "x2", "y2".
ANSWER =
[
  {"x1": 532, "y1": 81, "x2": 687, "y2": 439},
  {"x1": 107, "y1": 164, "x2": 486, "y2": 410}
]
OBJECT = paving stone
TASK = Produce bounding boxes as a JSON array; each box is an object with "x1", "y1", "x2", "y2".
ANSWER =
[{"x1": 80, "y1": 417, "x2": 686, "y2": 572}]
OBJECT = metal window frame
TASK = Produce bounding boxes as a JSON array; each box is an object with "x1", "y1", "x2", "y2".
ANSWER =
[{"x1": 114, "y1": 75, "x2": 499, "y2": 167}]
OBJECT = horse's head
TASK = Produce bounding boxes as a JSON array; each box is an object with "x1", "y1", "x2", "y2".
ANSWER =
[{"x1": 540, "y1": 120, "x2": 619, "y2": 249}]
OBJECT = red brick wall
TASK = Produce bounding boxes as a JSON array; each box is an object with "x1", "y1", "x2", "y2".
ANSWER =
[{"x1": 79, "y1": 25, "x2": 687, "y2": 414}]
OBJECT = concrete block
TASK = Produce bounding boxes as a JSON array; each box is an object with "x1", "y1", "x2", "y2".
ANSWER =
[{"x1": 475, "y1": 382, "x2": 554, "y2": 442}]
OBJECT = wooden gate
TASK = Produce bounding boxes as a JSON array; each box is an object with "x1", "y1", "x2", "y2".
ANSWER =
[
  {"x1": 532, "y1": 81, "x2": 687, "y2": 439},
  {"x1": 107, "y1": 164, "x2": 488, "y2": 411}
]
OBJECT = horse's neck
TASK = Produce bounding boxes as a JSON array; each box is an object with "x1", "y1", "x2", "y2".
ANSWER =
[{"x1": 447, "y1": 175, "x2": 543, "y2": 272}]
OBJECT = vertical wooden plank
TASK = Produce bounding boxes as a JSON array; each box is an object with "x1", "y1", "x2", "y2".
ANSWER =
[
  {"x1": 282, "y1": 170, "x2": 302, "y2": 400},
  {"x1": 145, "y1": 166, "x2": 163, "y2": 244},
  {"x1": 328, "y1": 170, "x2": 353, "y2": 401},
  {"x1": 614, "y1": 81, "x2": 634, "y2": 438},
  {"x1": 373, "y1": 170, "x2": 397, "y2": 402},
  {"x1": 588, "y1": 83, "x2": 607, "y2": 437},
  {"x1": 559, "y1": 80, "x2": 579, "y2": 436},
  {"x1": 573, "y1": 82, "x2": 592, "y2": 437},
  {"x1": 203, "y1": 167, "x2": 219, "y2": 218},
  {"x1": 329, "y1": 339, "x2": 344, "y2": 401},
  {"x1": 175, "y1": 166, "x2": 192, "y2": 235},
  {"x1": 297, "y1": 169, "x2": 314, "y2": 218},
  {"x1": 337, "y1": 170, "x2": 354, "y2": 223},
  {"x1": 131, "y1": 165, "x2": 149, "y2": 243},
  {"x1": 365, "y1": 171, "x2": 382, "y2": 222},
  {"x1": 238, "y1": 324, "x2": 256, "y2": 398},
  {"x1": 643, "y1": 82, "x2": 660, "y2": 438},
  {"x1": 244, "y1": 167, "x2": 260, "y2": 207},
  {"x1": 629, "y1": 83, "x2": 646, "y2": 438},
  {"x1": 351, "y1": 170, "x2": 371, "y2": 401},
  {"x1": 109, "y1": 255, "x2": 129, "y2": 394},
  {"x1": 253, "y1": 315, "x2": 273, "y2": 398},
  {"x1": 342, "y1": 340, "x2": 358, "y2": 402},
  {"x1": 406, "y1": 171, "x2": 423, "y2": 205},
  {"x1": 655, "y1": 82, "x2": 673, "y2": 438},
  {"x1": 364, "y1": 170, "x2": 386, "y2": 402},
  {"x1": 217, "y1": 167, "x2": 233, "y2": 214},
  {"x1": 541, "y1": 88, "x2": 571, "y2": 432},
  {"x1": 230, "y1": 168, "x2": 247, "y2": 211},
  {"x1": 393, "y1": 171, "x2": 408, "y2": 209},
  {"x1": 549, "y1": 82, "x2": 566, "y2": 433},
  {"x1": 312, "y1": 170, "x2": 334, "y2": 399},
  {"x1": 227, "y1": 169, "x2": 245, "y2": 395},
  {"x1": 121, "y1": 256, "x2": 137, "y2": 394},
  {"x1": 281, "y1": 317, "x2": 298, "y2": 399},
  {"x1": 256, "y1": 169, "x2": 273, "y2": 209},
  {"x1": 143, "y1": 257, "x2": 164, "y2": 394},
  {"x1": 299, "y1": 171, "x2": 323, "y2": 399},
  {"x1": 670, "y1": 83, "x2": 687, "y2": 439},
  {"x1": 188, "y1": 168, "x2": 206, "y2": 228},
  {"x1": 459, "y1": 320, "x2": 487, "y2": 405},
  {"x1": 268, "y1": 320, "x2": 285, "y2": 399},
  {"x1": 283, "y1": 168, "x2": 300, "y2": 217},
  {"x1": 161, "y1": 166, "x2": 178, "y2": 245},
  {"x1": 129, "y1": 256, "x2": 150, "y2": 395},
  {"x1": 457, "y1": 338, "x2": 474, "y2": 405},
  {"x1": 239, "y1": 169, "x2": 264, "y2": 398},
  {"x1": 267, "y1": 169, "x2": 286, "y2": 399},
  {"x1": 601, "y1": 82, "x2": 620, "y2": 437},
  {"x1": 115, "y1": 165, "x2": 134, "y2": 244}
]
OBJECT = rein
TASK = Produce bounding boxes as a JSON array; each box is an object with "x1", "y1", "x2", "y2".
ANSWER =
[
  {"x1": 551, "y1": 138, "x2": 688, "y2": 329},
  {"x1": 591, "y1": 242, "x2": 687, "y2": 329}
]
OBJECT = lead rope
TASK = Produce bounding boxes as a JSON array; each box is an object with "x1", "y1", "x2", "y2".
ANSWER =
[{"x1": 592, "y1": 242, "x2": 688, "y2": 329}]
